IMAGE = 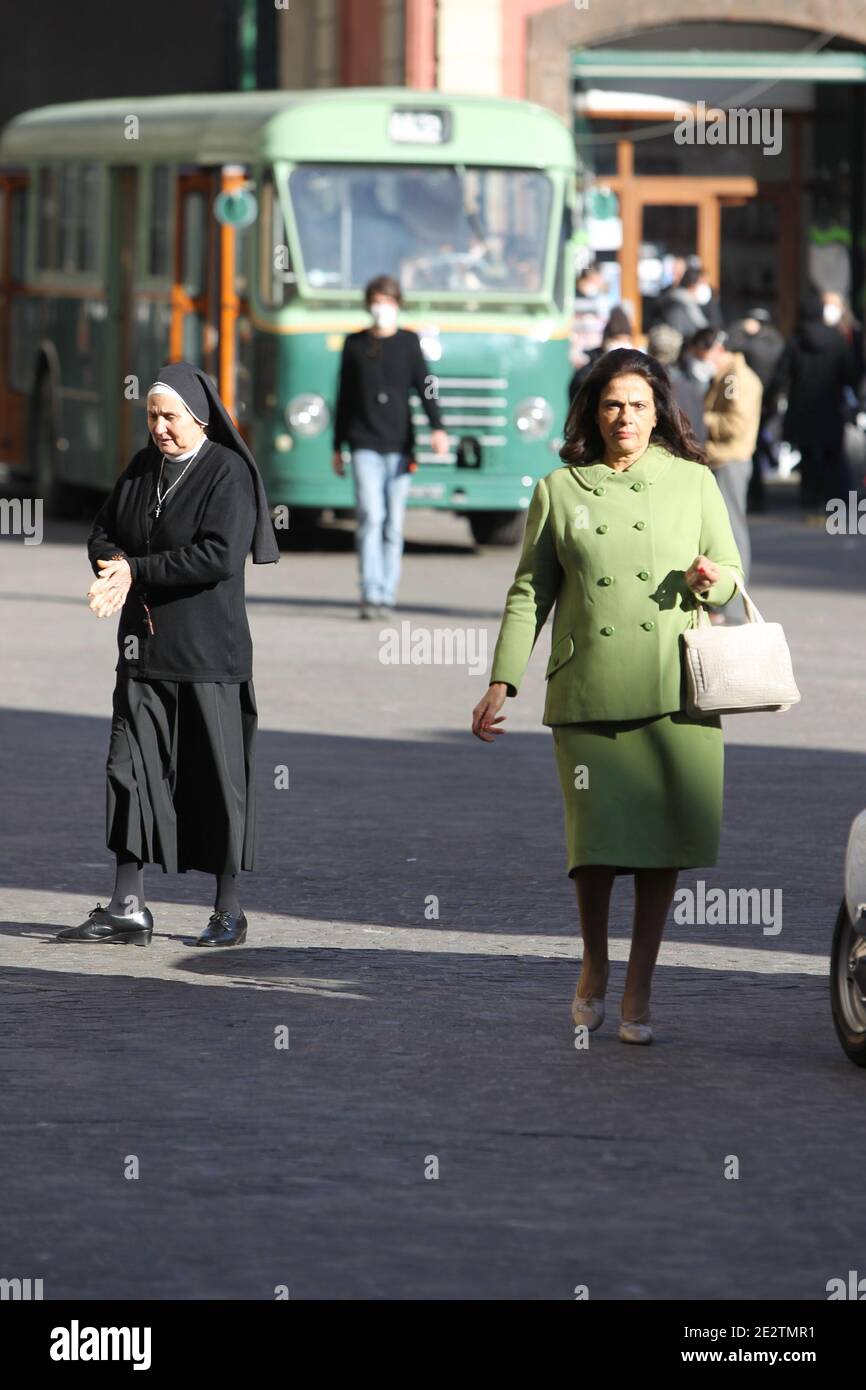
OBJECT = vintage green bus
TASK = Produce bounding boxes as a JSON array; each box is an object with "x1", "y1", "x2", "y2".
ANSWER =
[{"x1": 0, "y1": 88, "x2": 582, "y2": 543}]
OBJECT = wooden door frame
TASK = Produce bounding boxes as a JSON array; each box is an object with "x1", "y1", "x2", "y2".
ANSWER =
[{"x1": 599, "y1": 158, "x2": 758, "y2": 334}]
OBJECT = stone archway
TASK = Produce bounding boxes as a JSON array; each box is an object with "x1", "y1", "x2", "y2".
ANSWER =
[{"x1": 527, "y1": 0, "x2": 866, "y2": 121}]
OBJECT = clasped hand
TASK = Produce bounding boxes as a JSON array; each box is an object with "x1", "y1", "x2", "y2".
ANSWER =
[{"x1": 88, "y1": 558, "x2": 132, "y2": 618}]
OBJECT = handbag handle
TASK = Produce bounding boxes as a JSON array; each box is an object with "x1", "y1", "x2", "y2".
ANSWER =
[{"x1": 693, "y1": 569, "x2": 764, "y2": 627}]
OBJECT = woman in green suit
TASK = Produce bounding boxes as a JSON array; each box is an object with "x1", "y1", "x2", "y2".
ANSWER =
[{"x1": 472, "y1": 348, "x2": 743, "y2": 1045}]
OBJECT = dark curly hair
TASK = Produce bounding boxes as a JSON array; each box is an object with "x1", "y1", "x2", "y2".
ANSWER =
[{"x1": 561, "y1": 347, "x2": 707, "y2": 468}]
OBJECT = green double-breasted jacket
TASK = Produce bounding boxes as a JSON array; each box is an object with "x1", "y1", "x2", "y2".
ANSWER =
[{"x1": 489, "y1": 445, "x2": 744, "y2": 724}]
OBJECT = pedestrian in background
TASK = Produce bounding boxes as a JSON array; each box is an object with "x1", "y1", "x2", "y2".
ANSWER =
[
  {"x1": 727, "y1": 308, "x2": 786, "y2": 514},
  {"x1": 473, "y1": 349, "x2": 743, "y2": 1045},
  {"x1": 332, "y1": 274, "x2": 449, "y2": 619},
  {"x1": 769, "y1": 290, "x2": 858, "y2": 514},
  {"x1": 679, "y1": 326, "x2": 719, "y2": 397},
  {"x1": 568, "y1": 305, "x2": 634, "y2": 403},
  {"x1": 651, "y1": 264, "x2": 711, "y2": 338},
  {"x1": 59, "y1": 363, "x2": 279, "y2": 950},
  {"x1": 689, "y1": 330, "x2": 762, "y2": 613},
  {"x1": 645, "y1": 323, "x2": 707, "y2": 445},
  {"x1": 823, "y1": 288, "x2": 863, "y2": 366}
]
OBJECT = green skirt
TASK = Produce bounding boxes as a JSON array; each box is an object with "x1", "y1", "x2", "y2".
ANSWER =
[{"x1": 551, "y1": 710, "x2": 723, "y2": 877}]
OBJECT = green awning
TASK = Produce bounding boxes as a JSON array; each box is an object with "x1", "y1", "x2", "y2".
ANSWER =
[{"x1": 572, "y1": 49, "x2": 866, "y2": 84}]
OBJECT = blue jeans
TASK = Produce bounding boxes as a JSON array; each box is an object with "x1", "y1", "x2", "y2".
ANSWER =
[{"x1": 350, "y1": 450, "x2": 411, "y2": 605}]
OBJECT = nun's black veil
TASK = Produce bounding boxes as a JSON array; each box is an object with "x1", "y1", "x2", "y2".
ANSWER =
[{"x1": 148, "y1": 361, "x2": 279, "y2": 565}]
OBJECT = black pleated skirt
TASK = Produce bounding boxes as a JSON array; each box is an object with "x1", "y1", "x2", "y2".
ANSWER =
[{"x1": 106, "y1": 675, "x2": 257, "y2": 875}]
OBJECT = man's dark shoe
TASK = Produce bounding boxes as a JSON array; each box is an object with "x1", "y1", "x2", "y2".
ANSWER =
[
  {"x1": 55, "y1": 903, "x2": 153, "y2": 946},
  {"x1": 193, "y1": 910, "x2": 248, "y2": 948}
]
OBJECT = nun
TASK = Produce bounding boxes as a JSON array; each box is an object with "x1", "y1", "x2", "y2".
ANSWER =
[{"x1": 57, "y1": 362, "x2": 279, "y2": 948}]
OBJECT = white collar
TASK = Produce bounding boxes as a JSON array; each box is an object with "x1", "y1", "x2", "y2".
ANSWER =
[{"x1": 160, "y1": 434, "x2": 208, "y2": 464}]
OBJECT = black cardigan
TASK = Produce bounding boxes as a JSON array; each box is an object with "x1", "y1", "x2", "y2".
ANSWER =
[
  {"x1": 87, "y1": 440, "x2": 257, "y2": 682},
  {"x1": 332, "y1": 328, "x2": 444, "y2": 454}
]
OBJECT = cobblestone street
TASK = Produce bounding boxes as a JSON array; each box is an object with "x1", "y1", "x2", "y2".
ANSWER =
[{"x1": 2, "y1": 488, "x2": 865, "y2": 1299}]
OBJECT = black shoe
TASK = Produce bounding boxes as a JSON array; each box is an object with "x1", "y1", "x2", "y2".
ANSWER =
[
  {"x1": 55, "y1": 902, "x2": 153, "y2": 946},
  {"x1": 193, "y1": 910, "x2": 248, "y2": 948}
]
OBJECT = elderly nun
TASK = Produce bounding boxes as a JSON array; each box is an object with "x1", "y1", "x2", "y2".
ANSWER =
[{"x1": 57, "y1": 362, "x2": 279, "y2": 948}]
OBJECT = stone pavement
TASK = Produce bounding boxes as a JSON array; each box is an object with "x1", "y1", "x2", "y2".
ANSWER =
[{"x1": 1, "y1": 487, "x2": 865, "y2": 1299}]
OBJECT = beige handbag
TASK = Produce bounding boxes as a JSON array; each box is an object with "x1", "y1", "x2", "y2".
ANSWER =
[{"x1": 681, "y1": 573, "x2": 801, "y2": 717}]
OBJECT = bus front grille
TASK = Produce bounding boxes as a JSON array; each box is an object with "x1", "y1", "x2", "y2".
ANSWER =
[{"x1": 411, "y1": 376, "x2": 508, "y2": 463}]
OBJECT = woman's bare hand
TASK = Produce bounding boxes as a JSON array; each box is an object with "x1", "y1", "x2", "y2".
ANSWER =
[
  {"x1": 684, "y1": 554, "x2": 721, "y2": 594},
  {"x1": 472, "y1": 682, "x2": 508, "y2": 742},
  {"x1": 88, "y1": 558, "x2": 132, "y2": 618}
]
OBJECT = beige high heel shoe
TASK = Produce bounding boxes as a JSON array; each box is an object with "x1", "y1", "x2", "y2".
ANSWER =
[
  {"x1": 571, "y1": 961, "x2": 610, "y2": 1031},
  {"x1": 618, "y1": 1008, "x2": 653, "y2": 1045}
]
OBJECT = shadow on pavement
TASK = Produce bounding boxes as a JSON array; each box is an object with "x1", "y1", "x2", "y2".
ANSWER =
[{"x1": 0, "y1": 705, "x2": 862, "y2": 954}]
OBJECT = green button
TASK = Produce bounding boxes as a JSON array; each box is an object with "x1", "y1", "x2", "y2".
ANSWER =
[
  {"x1": 641, "y1": 620, "x2": 655, "y2": 631},
  {"x1": 596, "y1": 524, "x2": 608, "y2": 534},
  {"x1": 593, "y1": 486, "x2": 606, "y2": 496},
  {"x1": 631, "y1": 481, "x2": 644, "y2": 491},
  {"x1": 637, "y1": 570, "x2": 649, "y2": 580},
  {"x1": 600, "y1": 626, "x2": 614, "y2": 636},
  {"x1": 598, "y1": 575, "x2": 613, "y2": 586},
  {"x1": 634, "y1": 520, "x2": 646, "y2": 530}
]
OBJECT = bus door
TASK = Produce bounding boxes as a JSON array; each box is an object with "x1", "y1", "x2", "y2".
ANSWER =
[
  {"x1": 170, "y1": 172, "x2": 219, "y2": 379},
  {"x1": 0, "y1": 172, "x2": 28, "y2": 467},
  {"x1": 214, "y1": 167, "x2": 251, "y2": 426},
  {"x1": 107, "y1": 167, "x2": 139, "y2": 473}
]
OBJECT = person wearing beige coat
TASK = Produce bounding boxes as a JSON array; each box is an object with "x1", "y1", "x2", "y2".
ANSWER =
[{"x1": 692, "y1": 337, "x2": 763, "y2": 607}]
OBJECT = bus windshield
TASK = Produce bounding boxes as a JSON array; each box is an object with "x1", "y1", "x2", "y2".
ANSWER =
[{"x1": 285, "y1": 164, "x2": 554, "y2": 295}]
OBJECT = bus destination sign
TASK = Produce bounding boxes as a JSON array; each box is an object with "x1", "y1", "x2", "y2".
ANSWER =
[{"x1": 388, "y1": 108, "x2": 452, "y2": 145}]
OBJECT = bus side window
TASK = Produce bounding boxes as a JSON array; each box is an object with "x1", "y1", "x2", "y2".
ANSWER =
[
  {"x1": 37, "y1": 166, "x2": 59, "y2": 271},
  {"x1": 181, "y1": 190, "x2": 206, "y2": 295},
  {"x1": 553, "y1": 202, "x2": 573, "y2": 310},
  {"x1": 59, "y1": 164, "x2": 80, "y2": 274},
  {"x1": 79, "y1": 164, "x2": 102, "y2": 274},
  {"x1": 38, "y1": 164, "x2": 101, "y2": 275},
  {"x1": 147, "y1": 165, "x2": 173, "y2": 279},
  {"x1": 259, "y1": 171, "x2": 294, "y2": 307}
]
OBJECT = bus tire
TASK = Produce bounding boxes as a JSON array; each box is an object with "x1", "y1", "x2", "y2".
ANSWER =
[
  {"x1": 467, "y1": 510, "x2": 525, "y2": 547},
  {"x1": 30, "y1": 375, "x2": 68, "y2": 517}
]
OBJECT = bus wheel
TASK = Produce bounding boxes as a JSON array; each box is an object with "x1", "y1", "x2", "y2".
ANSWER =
[
  {"x1": 467, "y1": 510, "x2": 525, "y2": 546},
  {"x1": 31, "y1": 376, "x2": 67, "y2": 517}
]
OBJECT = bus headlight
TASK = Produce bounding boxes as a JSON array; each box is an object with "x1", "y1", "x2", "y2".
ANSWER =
[
  {"x1": 514, "y1": 396, "x2": 553, "y2": 440},
  {"x1": 286, "y1": 393, "x2": 330, "y2": 437}
]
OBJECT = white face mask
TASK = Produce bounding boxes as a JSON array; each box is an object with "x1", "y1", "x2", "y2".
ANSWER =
[
  {"x1": 691, "y1": 358, "x2": 716, "y2": 383},
  {"x1": 823, "y1": 302, "x2": 843, "y2": 326},
  {"x1": 694, "y1": 283, "x2": 713, "y2": 306},
  {"x1": 370, "y1": 301, "x2": 399, "y2": 330}
]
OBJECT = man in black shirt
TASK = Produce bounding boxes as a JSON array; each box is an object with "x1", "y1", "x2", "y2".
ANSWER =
[{"x1": 332, "y1": 275, "x2": 448, "y2": 618}]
